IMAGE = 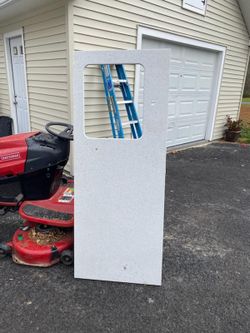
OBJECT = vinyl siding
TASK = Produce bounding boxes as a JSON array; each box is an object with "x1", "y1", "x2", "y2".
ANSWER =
[
  {"x1": 72, "y1": 0, "x2": 250, "y2": 140},
  {"x1": 0, "y1": 0, "x2": 69, "y2": 132}
]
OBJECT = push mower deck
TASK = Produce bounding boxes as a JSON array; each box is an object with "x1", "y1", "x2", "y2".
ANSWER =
[
  {"x1": 11, "y1": 224, "x2": 73, "y2": 267},
  {"x1": 3, "y1": 181, "x2": 75, "y2": 267}
]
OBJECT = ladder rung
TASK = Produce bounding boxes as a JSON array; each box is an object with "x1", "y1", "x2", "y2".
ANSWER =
[
  {"x1": 117, "y1": 100, "x2": 133, "y2": 105},
  {"x1": 112, "y1": 79, "x2": 127, "y2": 84},
  {"x1": 113, "y1": 80, "x2": 127, "y2": 88},
  {"x1": 122, "y1": 120, "x2": 139, "y2": 126}
]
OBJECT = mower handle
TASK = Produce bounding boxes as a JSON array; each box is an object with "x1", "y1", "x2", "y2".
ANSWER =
[{"x1": 45, "y1": 122, "x2": 73, "y2": 141}]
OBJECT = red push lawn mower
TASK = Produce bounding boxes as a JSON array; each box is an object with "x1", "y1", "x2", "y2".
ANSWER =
[{"x1": 0, "y1": 122, "x2": 74, "y2": 267}]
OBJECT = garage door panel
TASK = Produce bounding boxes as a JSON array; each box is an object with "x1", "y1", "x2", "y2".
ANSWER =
[
  {"x1": 196, "y1": 100, "x2": 209, "y2": 115},
  {"x1": 168, "y1": 97, "x2": 209, "y2": 115},
  {"x1": 177, "y1": 113, "x2": 208, "y2": 124},
  {"x1": 192, "y1": 115, "x2": 208, "y2": 126},
  {"x1": 176, "y1": 125, "x2": 191, "y2": 143},
  {"x1": 141, "y1": 37, "x2": 218, "y2": 147},
  {"x1": 169, "y1": 73, "x2": 180, "y2": 91},
  {"x1": 182, "y1": 74, "x2": 197, "y2": 91},
  {"x1": 199, "y1": 75, "x2": 213, "y2": 91},
  {"x1": 166, "y1": 126, "x2": 175, "y2": 145},
  {"x1": 193, "y1": 125, "x2": 207, "y2": 139},
  {"x1": 201, "y1": 62, "x2": 216, "y2": 72},
  {"x1": 169, "y1": 72, "x2": 213, "y2": 94},
  {"x1": 179, "y1": 100, "x2": 194, "y2": 116},
  {"x1": 167, "y1": 122, "x2": 206, "y2": 145},
  {"x1": 176, "y1": 123, "x2": 205, "y2": 143},
  {"x1": 171, "y1": 58, "x2": 183, "y2": 67},
  {"x1": 184, "y1": 59, "x2": 199, "y2": 68},
  {"x1": 168, "y1": 101, "x2": 177, "y2": 117},
  {"x1": 184, "y1": 47, "x2": 217, "y2": 67}
]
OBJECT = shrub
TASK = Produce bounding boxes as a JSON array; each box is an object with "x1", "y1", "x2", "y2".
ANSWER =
[{"x1": 225, "y1": 115, "x2": 242, "y2": 131}]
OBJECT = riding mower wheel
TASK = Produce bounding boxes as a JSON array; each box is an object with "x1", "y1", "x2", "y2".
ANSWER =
[{"x1": 60, "y1": 249, "x2": 73, "y2": 266}]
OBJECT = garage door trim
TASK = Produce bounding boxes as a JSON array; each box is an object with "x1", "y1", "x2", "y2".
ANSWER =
[{"x1": 135, "y1": 26, "x2": 226, "y2": 142}]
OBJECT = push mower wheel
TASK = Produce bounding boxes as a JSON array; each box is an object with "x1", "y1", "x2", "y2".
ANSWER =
[
  {"x1": 0, "y1": 243, "x2": 11, "y2": 258},
  {"x1": 61, "y1": 250, "x2": 73, "y2": 266}
]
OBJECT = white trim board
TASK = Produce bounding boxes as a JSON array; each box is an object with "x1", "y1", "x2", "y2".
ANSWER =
[
  {"x1": 4, "y1": 28, "x2": 30, "y2": 133},
  {"x1": 135, "y1": 26, "x2": 226, "y2": 142}
]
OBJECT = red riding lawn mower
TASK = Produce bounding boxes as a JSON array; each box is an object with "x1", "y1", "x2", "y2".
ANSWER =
[{"x1": 0, "y1": 122, "x2": 74, "y2": 267}]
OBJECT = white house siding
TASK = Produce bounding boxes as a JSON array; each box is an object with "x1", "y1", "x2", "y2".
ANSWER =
[
  {"x1": 0, "y1": 0, "x2": 69, "y2": 132},
  {"x1": 72, "y1": 0, "x2": 250, "y2": 140}
]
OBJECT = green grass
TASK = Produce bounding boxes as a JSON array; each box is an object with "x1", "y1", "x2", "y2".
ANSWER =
[
  {"x1": 242, "y1": 97, "x2": 250, "y2": 102},
  {"x1": 239, "y1": 124, "x2": 250, "y2": 143}
]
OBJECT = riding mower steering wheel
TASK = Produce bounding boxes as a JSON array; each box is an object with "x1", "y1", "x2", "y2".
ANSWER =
[{"x1": 45, "y1": 122, "x2": 73, "y2": 141}]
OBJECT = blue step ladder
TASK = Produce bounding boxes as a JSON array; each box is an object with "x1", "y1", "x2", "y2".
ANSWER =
[{"x1": 100, "y1": 64, "x2": 142, "y2": 139}]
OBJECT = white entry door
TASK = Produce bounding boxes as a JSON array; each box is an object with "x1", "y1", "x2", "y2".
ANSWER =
[
  {"x1": 9, "y1": 36, "x2": 29, "y2": 133},
  {"x1": 140, "y1": 37, "x2": 219, "y2": 147}
]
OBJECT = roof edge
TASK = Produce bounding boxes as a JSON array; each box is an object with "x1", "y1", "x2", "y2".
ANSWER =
[
  {"x1": 0, "y1": 0, "x2": 16, "y2": 8},
  {"x1": 238, "y1": 0, "x2": 250, "y2": 37}
]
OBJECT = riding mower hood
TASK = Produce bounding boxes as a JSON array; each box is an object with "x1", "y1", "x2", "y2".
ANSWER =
[{"x1": 0, "y1": 122, "x2": 74, "y2": 267}]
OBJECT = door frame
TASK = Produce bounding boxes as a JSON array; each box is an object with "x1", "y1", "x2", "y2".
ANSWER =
[
  {"x1": 4, "y1": 28, "x2": 30, "y2": 133},
  {"x1": 135, "y1": 26, "x2": 226, "y2": 142}
]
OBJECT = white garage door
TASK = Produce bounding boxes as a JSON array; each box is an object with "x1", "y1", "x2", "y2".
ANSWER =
[{"x1": 139, "y1": 37, "x2": 218, "y2": 147}]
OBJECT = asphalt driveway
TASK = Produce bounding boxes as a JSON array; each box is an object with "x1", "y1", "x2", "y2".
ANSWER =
[{"x1": 0, "y1": 142, "x2": 249, "y2": 333}]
